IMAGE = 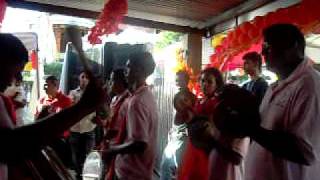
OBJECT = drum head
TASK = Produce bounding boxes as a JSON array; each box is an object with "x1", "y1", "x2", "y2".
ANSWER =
[{"x1": 82, "y1": 151, "x2": 104, "y2": 180}]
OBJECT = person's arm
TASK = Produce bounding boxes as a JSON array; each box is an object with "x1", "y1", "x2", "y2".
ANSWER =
[
  {"x1": 249, "y1": 126, "x2": 314, "y2": 165},
  {"x1": 0, "y1": 103, "x2": 94, "y2": 162},
  {"x1": 104, "y1": 140, "x2": 147, "y2": 158},
  {"x1": 207, "y1": 137, "x2": 243, "y2": 165},
  {"x1": 0, "y1": 80, "x2": 105, "y2": 163},
  {"x1": 252, "y1": 84, "x2": 318, "y2": 165},
  {"x1": 188, "y1": 116, "x2": 243, "y2": 165},
  {"x1": 103, "y1": 99, "x2": 151, "y2": 160}
]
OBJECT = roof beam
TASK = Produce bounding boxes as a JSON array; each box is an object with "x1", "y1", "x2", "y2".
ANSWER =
[
  {"x1": 6, "y1": 0, "x2": 205, "y2": 34},
  {"x1": 204, "y1": 0, "x2": 275, "y2": 28}
]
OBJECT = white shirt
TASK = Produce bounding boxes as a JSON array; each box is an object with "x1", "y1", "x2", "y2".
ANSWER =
[
  {"x1": 69, "y1": 88, "x2": 96, "y2": 133},
  {"x1": 0, "y1": 95, "x2": 15, "y2": 180},
  {"x1": 245, "y1": 59, "x2": 320, "y2": 180},
  {"x1": 115, "y1": 86, "x2": 158, "y2": 180}
]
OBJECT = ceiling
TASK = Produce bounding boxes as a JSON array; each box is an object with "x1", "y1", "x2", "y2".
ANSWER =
[{"x1": 11, "y1": 0, "x2": 274, "y2": 30}]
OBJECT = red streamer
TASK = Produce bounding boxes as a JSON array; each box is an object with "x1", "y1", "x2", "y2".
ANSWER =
[{"x1": 88, "y1": 0, "x2": 128, "y2": 44}]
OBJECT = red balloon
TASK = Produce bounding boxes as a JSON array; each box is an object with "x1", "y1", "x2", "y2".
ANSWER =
[
  {"x1": 238, "y1": 33, "x2": 250, "y2": 45},
  {"x1": 221, "y1": 37, "x2": 228, "y2": 48},
  {"x1": 287, "y1": 5, "x2": 301, "y2": 26},
  {"x1": 252, "y1": 16, "x2": 264, "y2": 28},
  {"x1": 226, "y1": 31, "x2": 236, "y2": 48},
  {"x1": 239, "y1": 22, "x2": 253, "y2": 33},
  {"x1": 230, "y1": 36, "x2": 239, "y2": 48},
  {"x1": 248, "y1": 26, "x2": 259, "y2": 39},
  {"x1": 215, "y1": 45, "x2": 223, "y2": 54},
  {"x1": 298, "y1": 3, "x2": 317, "y2": 25},
  {"x1": 210, "y1": 54, "x2": 218, "y2": 63},
  {"x1": 238, "y1": 33, "x2": 250, "y2": 46},
  {"x1": 264, "y1": 11, "x2": 277, "y2": 27},
  {"x1": 252, "y1": 16, "x2": 265, "y2": 37},
  {"x1": 275, "y1": 8, "x2": 290, "y2": 24},
  {"x1": 302, "y1": 0, "x2": 320, "y2": 20}
]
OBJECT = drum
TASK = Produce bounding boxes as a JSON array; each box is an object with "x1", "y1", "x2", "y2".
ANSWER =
[{"x1": 82, "y1": 151, "x2": 105, "y2": 180}]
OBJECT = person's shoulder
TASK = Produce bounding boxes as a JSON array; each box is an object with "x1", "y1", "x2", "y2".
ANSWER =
[
  {"x1": 70, "y1": 87, "x2": 81, "y2": 94},
  {"x1": 130, "y1": 88, "x2": 155, "y2": 108},
  {"x1": 241, "y1": 81, "x2": 250, "y2": 89},
  {"x1": 57, "y1": 92, "x2": 72, "y2": 103},
  {"x1": 255, "y1": 77, "x2": 268, "y2": 87},
  {"x1": 257, "y1": 77, "x2": 268, "y2": 84}
]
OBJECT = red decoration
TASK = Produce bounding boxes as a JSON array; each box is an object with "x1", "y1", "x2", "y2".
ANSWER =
[
  {"x1": 215, "y1": 45, "x2": 223, "y2": 54},
  {"x1": 88, "y1": 0, "x2": 128, "y2": 44},
  {"x1": 0, "y1": 0, "x2": 7, "y2": 26},
  {"x1": 208, "y1": 0, "x2": 320, "y2": 72},
  {"x1": 30, "y1": 50, "x2": 38, "y2": 69},
  {"x1": 239, "y1": 22, "x2": 252, "y2": 33}
]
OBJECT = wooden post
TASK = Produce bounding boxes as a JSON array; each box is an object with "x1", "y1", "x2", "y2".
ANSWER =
[{"x1": 187, "y1": 33, "x2": 202, "y2": 75}]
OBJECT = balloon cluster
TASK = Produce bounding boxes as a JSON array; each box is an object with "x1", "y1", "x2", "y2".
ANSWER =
[
  {"x1": 209, "y1": 0, "x2": 320, "y2": 71},
  {"x1": 88, "y1": 0, "x2": 128, "y2": 44}
]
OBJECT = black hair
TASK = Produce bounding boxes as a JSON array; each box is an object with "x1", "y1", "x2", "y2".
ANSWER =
[
  {"x1": 176, "y1": 70, "x2": 190, "y2": 82},
  {"x1": 0, "y1": 33, "x2": 28, "y2": 65},
  {"x1": 15, "y1": 73, "x2": 23, "y2": 82},
  {"x1": 111, "y1": 68, "x2": 128, "y2": 89},
  {"x1": 128, "y1": 52, "x2": 155, "y2": 77},
  {"x1": 242, "y1": 51, "x2": 263, "y2": 71},
  {"x1": 263, "y1": 24, "x2": 305, "y2": 55},
  {"x1": 200, "y1": 67, "x2": 224, "y2": 92},
  {"x1": 45, "y1": 75, "x2": 59, "y2": 86}
]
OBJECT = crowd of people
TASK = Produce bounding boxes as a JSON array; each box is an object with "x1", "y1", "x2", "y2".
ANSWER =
[
  {"x1": 0, "y1": 23, "x2": 320, "y2": 180},
  {"x1": 160, "y1": 23, "x2": 320, "y2": 180}
]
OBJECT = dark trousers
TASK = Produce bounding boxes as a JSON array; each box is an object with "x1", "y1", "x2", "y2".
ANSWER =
[{"x1": 69, "y1": 130, "x2": 95, "y2": 180}]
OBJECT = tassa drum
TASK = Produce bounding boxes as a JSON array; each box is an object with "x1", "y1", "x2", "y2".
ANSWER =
[{"x1": 82, "y1": 151, "x2": 105, "y2": 180}]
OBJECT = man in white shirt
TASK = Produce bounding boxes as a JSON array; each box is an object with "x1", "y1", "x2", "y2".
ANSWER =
[
  {"x1": 69, "y1": 71, "x2": 97, "y2": 179},
  {"x1": 103, "y1": 52, "x2": 158, "y2": 180},
  {"x1": 216, "y1": 24, "x2": 320, "y2": 180}
]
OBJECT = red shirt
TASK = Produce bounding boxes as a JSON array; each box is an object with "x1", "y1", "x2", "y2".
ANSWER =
[
  {"x1": 179, "y1": 96, "x2": 219, "y2": 180},
  {"x1": 35, "y1": 91, "x2": 72, "y2": 137},
  {"x1": 36, "y1": 92, "x2": 72, "y2": 116}
]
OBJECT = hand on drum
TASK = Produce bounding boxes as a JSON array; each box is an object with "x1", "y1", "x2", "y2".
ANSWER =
[
  {"x1": 213, "y1": 84, "x2": 261, "y2": 138},
  {"x1": 187, "y1": 116, "x2": 218, "y2": 153}
]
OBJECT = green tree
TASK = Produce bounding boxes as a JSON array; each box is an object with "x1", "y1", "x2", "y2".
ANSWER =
[
  {"x1": 44, "y1": 62, "x2": 63, "y2": 79},
  {"x1": 155, "y1": 31, "x2": 183, "y2": 50}
]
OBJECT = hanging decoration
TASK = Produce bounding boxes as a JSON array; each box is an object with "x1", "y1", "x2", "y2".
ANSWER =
[
  {"x1": 174, "y1": 48, "x2": 201, "y2": 95},
  {"x1": 24, "y1": 62, "x2": 33, "y2": 71},
  {"x1": 209, "y1": 0, "x2": 320, "y2": 72},
  {"x1": 211, "y1": 33, "x2": 226, "y2": 48},
  {"x1": 0, "y1": 0, "x2": 7, "y2": 27},
  {"x1": 88, "y1": 0, "x2": 128, "y2": 44}
]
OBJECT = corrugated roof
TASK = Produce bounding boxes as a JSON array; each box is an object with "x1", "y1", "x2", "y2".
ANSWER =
[{"x1": 23, "y1": 0, "x2": 273, "y2": 28}]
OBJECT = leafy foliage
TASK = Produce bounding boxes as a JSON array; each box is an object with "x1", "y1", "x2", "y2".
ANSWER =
[
  {"x1": 155, "y1": 31, "x2": 183, "y2": 50},
  {"x1": 44, "y1": 62, "x2": 63, "y2": 79}
]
